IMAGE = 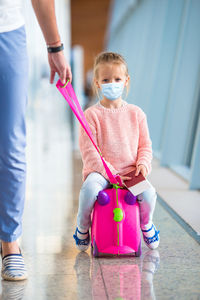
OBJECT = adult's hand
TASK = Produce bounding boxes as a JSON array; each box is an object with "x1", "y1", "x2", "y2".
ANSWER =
[
  {"x1": 48, "y1": 51, "x2": 72, "y2": 84},
  {"x1": 31, "y1": 0, "x2": 72, "y2": 84}
]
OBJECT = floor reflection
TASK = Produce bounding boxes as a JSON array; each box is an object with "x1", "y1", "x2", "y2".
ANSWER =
[
  {"x1": 74, "y1": 250, "x2": 160, "y2": 300},
  {"x1": 0, "y1": 280, "x2": 27, "y2": 300},
  {"x1": 141, "y1": 250, "x2": 160, "y2": 300}
]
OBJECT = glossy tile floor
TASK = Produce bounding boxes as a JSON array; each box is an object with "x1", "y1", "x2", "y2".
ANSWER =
[{"x1": 0, "y1": 82, "x2": 200, "y2": 300}]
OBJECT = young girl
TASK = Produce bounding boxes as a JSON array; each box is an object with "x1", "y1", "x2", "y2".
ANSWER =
[{"x1": 73, "y1": 52, "x2": 160, "y2": 251}]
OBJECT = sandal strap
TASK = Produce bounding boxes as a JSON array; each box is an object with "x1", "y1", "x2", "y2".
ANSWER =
[
  {"x1": 142, "y1": 224, "x2": 154, "y2": 233},
  {"x1": 143, "y1": 229, "x2": 160, "y2": 245},
  {"x1": 73, "y1": 234, "x2": 89, "y2": 246},
  {"x1": 76, "y1": 228, "x2": 89, "y2": 235}
]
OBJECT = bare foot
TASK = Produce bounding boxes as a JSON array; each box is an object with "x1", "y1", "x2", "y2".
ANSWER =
[{"x1": 1, "y1": 241, "x2": 20, "y2": 257}]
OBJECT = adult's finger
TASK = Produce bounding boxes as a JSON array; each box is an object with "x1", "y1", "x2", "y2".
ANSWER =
[
  {"x1": 50, "y1": 69, "x2": 55, "y2": 84},
  {"x1": 60, "y1": 67, "x2": 67, "y2": 85},
  {"x1": 67, "y1": 65, "x2": 72, "y2": 82}
]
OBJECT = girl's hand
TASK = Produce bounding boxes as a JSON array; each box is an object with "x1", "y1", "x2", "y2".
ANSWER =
[
  {"x1": 115, "y1": 175, "x2": 131, "y2": 186},
  {"x1": 120, "y1": 175, "x2": 132, "y2": 181},
  {"x1": 135, "y1": 164, "x2": 148, "y2": 177}
]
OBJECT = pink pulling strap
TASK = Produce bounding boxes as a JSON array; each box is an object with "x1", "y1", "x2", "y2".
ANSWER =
[{"x1": 56, "y1": 79, "x2": 119, "y2": 185}]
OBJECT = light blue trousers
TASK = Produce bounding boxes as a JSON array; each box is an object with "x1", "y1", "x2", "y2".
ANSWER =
[
  {"x1": 0, "y1": 26, "x2": 28, "y2": 242},
  {"x1": 77, "y1": 172, "x2": 157, "y2": 231}
]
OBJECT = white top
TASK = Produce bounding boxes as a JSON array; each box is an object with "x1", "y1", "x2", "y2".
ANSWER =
[{"x1": 0, "y1": 0, "x2": 25, "y2": 33}]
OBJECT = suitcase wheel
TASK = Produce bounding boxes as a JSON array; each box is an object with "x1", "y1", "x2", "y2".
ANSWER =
[
  {"x1": 92, "y1": 238, "x2": 99, "y2": 257},
  {"x1": 135, "y1": 240, "x2": 142, "y2": 257}
]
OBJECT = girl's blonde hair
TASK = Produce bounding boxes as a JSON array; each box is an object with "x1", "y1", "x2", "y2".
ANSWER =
[{"x1": 93, "y1": 52, "x2": 130, "y2": 97}]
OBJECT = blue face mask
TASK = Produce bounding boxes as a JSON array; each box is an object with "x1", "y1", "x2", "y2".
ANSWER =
[{"x1": 101, "y1": 82, "x2": 124, "y2": 100}]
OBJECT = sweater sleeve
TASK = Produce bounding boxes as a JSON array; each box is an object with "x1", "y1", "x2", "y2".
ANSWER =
[
  {"x1": 136, "y1": 113, "x2": 153, "y2": 174},
  {"x1": 79, "y1": 111, "x2": 118, "y2": 181}
]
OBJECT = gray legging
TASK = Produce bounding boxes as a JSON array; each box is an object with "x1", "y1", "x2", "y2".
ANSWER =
[{"x1": 77, "y1": 172, "x2": 157, "y2": 231}]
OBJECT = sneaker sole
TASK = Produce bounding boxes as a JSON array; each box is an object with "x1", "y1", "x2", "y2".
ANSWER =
[
  {"x1": 75, "y1": 244, "x2": 90, "y2": 252},
  {"x1": 1, "y1": 272, "x2": 28, "y2": 281}
]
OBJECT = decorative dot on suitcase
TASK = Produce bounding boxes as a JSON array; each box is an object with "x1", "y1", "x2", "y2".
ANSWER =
[
  {"x1": 124, "y1": 191, "x2": 137, "y2": 205},
  {"x1": 97, "y1": 190, "x2": 111, "y2": 206}
]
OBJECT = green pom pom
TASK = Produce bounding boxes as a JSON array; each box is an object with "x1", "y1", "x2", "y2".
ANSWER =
[{"x1": 113, "y1": 208, "x2": 123, "y2": 222}]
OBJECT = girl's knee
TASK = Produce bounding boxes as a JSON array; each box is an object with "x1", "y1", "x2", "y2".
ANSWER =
[
  {"x1": 80, "y1": 173, "x2": 108, "y2": 202},
  {"x1": 147, "y1": 186, "x2": 157, "y2": 197},
  {"x1": 81, "y1": 172, "x2": 108, "y2": 191},
  {"x1": 138, "y1": 185, "x2": 157, "y2": 203}
]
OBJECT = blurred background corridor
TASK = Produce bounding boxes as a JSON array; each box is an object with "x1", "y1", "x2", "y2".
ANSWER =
[{"x1": 0, "y1": 0, "x2": 200, "y2": 299}]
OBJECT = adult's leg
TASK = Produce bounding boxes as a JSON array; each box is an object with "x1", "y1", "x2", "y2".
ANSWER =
[{"x1": 0, "y1": 26, "x2": 28, "y2": 248}]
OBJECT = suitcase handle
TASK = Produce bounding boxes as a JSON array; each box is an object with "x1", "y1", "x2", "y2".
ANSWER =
[{"x1": 56, "y1": 79, "x2": 119, "y2": 185}]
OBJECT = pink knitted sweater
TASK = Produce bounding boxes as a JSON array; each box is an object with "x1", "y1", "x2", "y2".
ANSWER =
[{"x1": 79, "y1": 101, "x2": 152, "y2": 182}]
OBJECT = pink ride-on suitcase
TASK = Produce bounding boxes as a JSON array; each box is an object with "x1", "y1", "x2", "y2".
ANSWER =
[
  {"x1": 56, "y1": 80, "x2": 142, "y2": 257},
  {"x1": 91, "y1": 185, "x2": 141, "y2": 257}
]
